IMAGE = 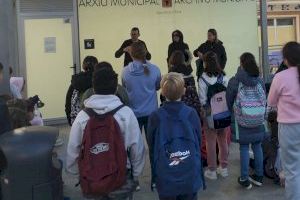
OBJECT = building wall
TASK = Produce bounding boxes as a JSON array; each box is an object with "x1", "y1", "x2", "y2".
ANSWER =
[{"x1": 78, "y1": 1, "x2": 259, "y2": 77}]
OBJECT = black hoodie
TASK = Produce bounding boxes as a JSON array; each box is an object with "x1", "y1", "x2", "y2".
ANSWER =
[
  {"x1": 167, "y1": 30, "x2": 190, "y2": 62},
  {"x1": 65, "y1": 71, "x2": 93, "y2": 125},
  {"x1": 193, "y1": 40, "x2": 227, "y2": 69}
]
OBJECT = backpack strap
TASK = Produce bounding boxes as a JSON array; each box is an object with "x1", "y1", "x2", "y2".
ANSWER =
[
  {"x1": 200, "y1": 77, "x2": 210, "y2": 87},
  {"x1": 109, "y1": 104, "x2": 125, "y2": 115},
  {"x1": 83, "y1": 108, "x2": 98, "y2": 117},
  {"x1": 217, "y1": 75, "x2": 224, "y2": 84},
  {"x1": 84, "y1": 104, "x2": 125, "y2": 118}
]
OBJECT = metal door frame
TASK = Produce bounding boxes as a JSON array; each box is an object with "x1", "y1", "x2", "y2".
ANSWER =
[
  {"x1": 16, "y1": 1, "x2": 80, "y2": 98},
  {"x1": 16, "y1": 1, "x2": 80, "y2": 124}
]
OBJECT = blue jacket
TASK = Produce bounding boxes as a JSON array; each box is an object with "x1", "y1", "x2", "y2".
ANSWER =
[
  {"x1": 122, "y1": 60, "x2": 161, "y2": 118},
  {"x1": 226, "y1": 67, "x2": 266, "y2": 144}
]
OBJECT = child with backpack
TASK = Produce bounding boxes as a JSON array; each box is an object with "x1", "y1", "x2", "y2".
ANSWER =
[
  {"x1": 148, "y1": 72, "x2": 204, "y2": 200},
  {"x1": 198, "y1": 51, "x2": 230, "y2": 180},
  {"x1": 65, "y1": 56, "x2": 98, "y2": 126},
  {"x1": 226, "y1": 53, "x2": 266, "y2": 189},
  {"x1": 80, "y1": 62, "x2": 130, "y2": 108},
  {"x1": 66, "y1": 66, "x2": 146, "y2": 200}
]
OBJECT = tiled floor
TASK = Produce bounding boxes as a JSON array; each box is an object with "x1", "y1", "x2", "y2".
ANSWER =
[{"x1": 55, "y1": 125, "x2": 285, "y2": 200}]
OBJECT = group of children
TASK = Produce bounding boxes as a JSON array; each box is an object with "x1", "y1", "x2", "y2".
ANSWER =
[{"x1": 65, "y1": 38, "x2": 274, "y2": 200}]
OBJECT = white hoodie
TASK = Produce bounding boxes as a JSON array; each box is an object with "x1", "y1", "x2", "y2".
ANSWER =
[
  {"x1": 198, "y1": 73, "x2": 229, "y2": 106},
  {"x1": 66, "y1": 94, "x2": 146, "y2": 177}
]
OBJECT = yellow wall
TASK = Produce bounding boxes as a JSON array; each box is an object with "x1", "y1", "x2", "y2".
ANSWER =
[
  {"x1": 78, "y1": 1, "x2": 259, "y2": 77},
  {"x1": 25, "y1": 18, "x2": 73, "y2": 119},
  {"x1": 277, "y1": 26, "x2": 296, "y2": 45}
]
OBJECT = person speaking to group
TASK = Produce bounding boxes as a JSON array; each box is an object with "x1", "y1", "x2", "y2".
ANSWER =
[
  {"x1": 167, "y1": 30, "x2": 193, "y2": 72},
  {"x1": 193, "y1": 29, "x2": 227, "y2": 80},
  {"x1": 115, "y1": 27, "x2": 151, "y2": 67}
]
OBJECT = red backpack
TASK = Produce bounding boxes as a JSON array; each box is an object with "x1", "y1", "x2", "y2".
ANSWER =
[{"x1": 78, "y1": 105, "x2": 127, "y2": 197}]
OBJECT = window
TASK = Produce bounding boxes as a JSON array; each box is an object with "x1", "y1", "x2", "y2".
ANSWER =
[
  {"x1": 258, "y1": 16, "x2": 296, "y2": 47},
  {"x1": 277, "y1": 18, "x2": 294, "y2": 26},
  {"x1": 258, "y1": 19, "x2": 274, "y2": 26}
]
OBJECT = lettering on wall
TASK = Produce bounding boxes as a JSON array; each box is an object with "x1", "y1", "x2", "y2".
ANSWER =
[
  {"x1": 78, "y1": 0, "x2": 255, "y2": 7},
  {"x1": 268, "y1": 3, "x2": 300, "y2": 12}
]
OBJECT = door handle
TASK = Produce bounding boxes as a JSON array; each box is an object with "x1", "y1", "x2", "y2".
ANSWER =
[{"x1": 70, "y1": 64, "x2": 76, "y2": 75}]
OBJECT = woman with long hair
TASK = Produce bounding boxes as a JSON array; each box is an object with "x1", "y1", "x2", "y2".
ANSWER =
[{"x1": 268, "y1": 42, "x2": 300, "y2": 200}]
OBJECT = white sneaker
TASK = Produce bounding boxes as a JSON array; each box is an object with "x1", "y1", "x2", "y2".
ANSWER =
[
  {"x1": 204, "y1": 169, "x2": 217, "y2": 180},
  {"x1": 55, "y1": 138, "x2": 64, "y2": 147},
  {"x1": 217, "y1": 167, "x2": 229, "y2": 178}
]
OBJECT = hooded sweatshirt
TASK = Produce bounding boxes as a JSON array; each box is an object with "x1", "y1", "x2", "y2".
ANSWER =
[
  {"x1": 122, "y1": 60, "x2": 161, "y2": 118},
  {"x1": 66, "y1": 95, "x2": 146, "y2": 177},
  {"x1": 10, "y1": 77, "x2": 24, "y2": 99},
  {"x1": 226, "y1": 67, "x2": 266, "y2": 144},
  {"x1": 167, "y1": 30, "x2": 190, "y2": 62},
  {"x1": 65, "y1": 71, "x2": 93, "y2": 125}
]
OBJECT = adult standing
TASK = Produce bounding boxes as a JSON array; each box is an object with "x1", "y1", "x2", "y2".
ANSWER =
[
  {"x1": 194, "y1": 29, "x2": 227, "y2": 80},
  {"x1": 167, "y1": 30, "x2": 192, "y2": 71},
  {"x1": 268, "y1": 42, "x2": 300, "y2": 200},
  {"x1": 115, "y1": 27, "x2": 151, "y2": 67}
]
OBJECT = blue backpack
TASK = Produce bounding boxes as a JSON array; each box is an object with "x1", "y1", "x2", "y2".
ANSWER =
[{"x1": 153, "y1": 106, "x2": 204, "y2": 196}]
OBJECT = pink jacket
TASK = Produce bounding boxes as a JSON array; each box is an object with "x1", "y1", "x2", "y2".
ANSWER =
[{"x1": 268, "y1": 67, "x2": 300, "y2": 123}]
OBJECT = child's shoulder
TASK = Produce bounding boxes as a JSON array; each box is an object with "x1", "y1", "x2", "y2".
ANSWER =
[{"x1": 159, "y1": 103, "x2": 195, "y2": 116}]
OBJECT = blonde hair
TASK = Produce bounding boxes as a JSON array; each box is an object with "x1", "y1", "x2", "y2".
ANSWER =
[{"x1": 161, "y1": 72, "x2": 185, "y2": 101}]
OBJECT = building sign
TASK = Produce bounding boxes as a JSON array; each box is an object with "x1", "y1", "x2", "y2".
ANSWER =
[
  {"x1": 79, "y1": 0, "x2": 255, "y2": 7},
  {"x1": 268, "y1": 3, "x2": 300, "y2": 12},
  {"x1": 44, "y1": 37, "x2": 56, "y2": 53},
  {"x1": 77, "y1": 0, "x2": 259, "y2": 77}
]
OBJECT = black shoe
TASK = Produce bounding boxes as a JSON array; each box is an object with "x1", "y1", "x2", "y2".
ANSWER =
[
  {"x1": 238, "y1": 177, "x2": 252, "y2": 190},
  {"x1": 249, "y1": 174, "x2": 263, "y2": 187}
]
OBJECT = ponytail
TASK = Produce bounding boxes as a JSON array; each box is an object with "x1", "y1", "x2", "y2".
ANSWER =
[{"x1": 143, "y1": 64, "x2": 150, "y2": 76}]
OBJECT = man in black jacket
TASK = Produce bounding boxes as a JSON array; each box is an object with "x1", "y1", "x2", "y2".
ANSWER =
[
  {"x1": 115, "y1": 27, "x2": 151, "y2": 67},
  {"x1": 0, "y1": 63, "x2": 12, "y2": 135}
]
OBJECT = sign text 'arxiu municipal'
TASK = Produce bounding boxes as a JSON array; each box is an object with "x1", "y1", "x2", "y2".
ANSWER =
[{"x1": 78, "y1": 0, "x2": 254, "y2": 7}]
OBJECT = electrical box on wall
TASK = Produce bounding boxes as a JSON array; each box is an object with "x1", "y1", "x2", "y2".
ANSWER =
[{"x1": 84, "y1": 39, "x2": 94, "y2": 49}]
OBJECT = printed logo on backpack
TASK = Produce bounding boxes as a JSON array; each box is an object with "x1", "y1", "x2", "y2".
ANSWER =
[
  {"x1": 153, "y1": 106, "x2": 203, "y2": 196},
  {"x1": 78, "y1": 105, "x2": 127, "y2": 198},
  {"x1": 201, "y1": 75, "x2": 231, "y2": 130},
  {"x1": 234, "y1": 82, "x2": 266, "y2": 128}
]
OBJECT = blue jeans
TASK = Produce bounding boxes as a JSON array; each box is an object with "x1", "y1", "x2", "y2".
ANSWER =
[{"x1": 240, "y1": 142, "x2": 263, "y2": 179}]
